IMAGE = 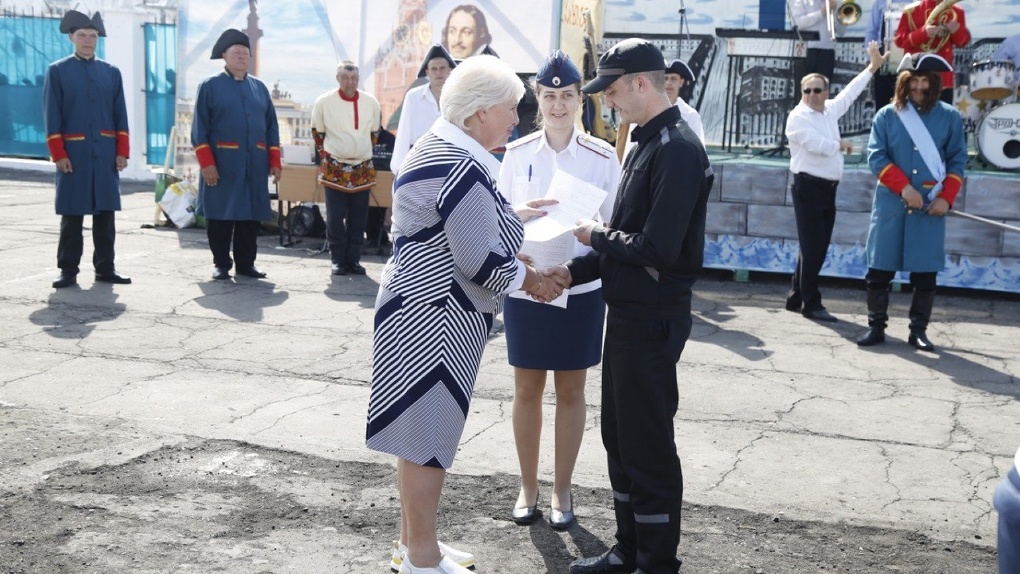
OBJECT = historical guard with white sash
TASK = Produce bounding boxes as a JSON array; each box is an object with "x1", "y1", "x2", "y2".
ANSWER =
[{"x1": 857, "y1": 53, "x2": 966, "y2": 352}]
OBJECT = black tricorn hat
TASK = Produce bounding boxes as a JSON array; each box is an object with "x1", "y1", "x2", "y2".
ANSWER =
[
  {"x1": 210, "y1": 29, "x2": 250, "y2": 59},
  {"x1": 417, "y1": 44, "x2": 456, "y2": 78},
  {"x1": 478, "y1": 44, "x2": 499, "y2": 58},
  {"x1": 60, "y1": 10, "x2": 106, "y2": 37},
  {"x1": 897, "y1": 53, "x2": 953, "y2": 74},
  {"x1": 665, "y1": 59, "x2": 695, "y2": 84}
]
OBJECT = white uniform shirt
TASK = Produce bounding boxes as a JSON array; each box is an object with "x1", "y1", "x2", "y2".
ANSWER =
[
  {"x1": 391, "y1": 82, "x2": 440, "y2": 177},
  {"x1": 623, "y1": 99, "x2": 705, "y2": 160},
  {"x1": 785, "y1": 67, "x2": 874, "y2": 182},
  {"x1": 675, "y1": 99, "x2": 705, "y2": 145},
  {"x1": 793, "y1": 0, "x2": 846, "y2": 50},
  {"x1": 498, "y1": 127, "x2": 621, "y2": 297}
]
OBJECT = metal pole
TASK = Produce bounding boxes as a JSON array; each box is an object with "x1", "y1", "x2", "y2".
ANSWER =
[
  {"x1": 949, "y1": 210, "x2": 1020, "y2": 234},
  {"x1": 677, "y1": 0, "x2": 690, "y2": 58}
]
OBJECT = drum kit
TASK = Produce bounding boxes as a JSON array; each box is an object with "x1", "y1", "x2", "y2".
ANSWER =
[{"x1": 965, "y1": 59, "x2": 1020, "y2": 170}]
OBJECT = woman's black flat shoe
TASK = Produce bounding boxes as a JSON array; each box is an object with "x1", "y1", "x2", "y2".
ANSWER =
[
  {"x1": 511, "y1": 495, "x2": 541, "y2": 525},
  {"x1": 549, "y1": 494, "x2": 575, "y2": 530}
]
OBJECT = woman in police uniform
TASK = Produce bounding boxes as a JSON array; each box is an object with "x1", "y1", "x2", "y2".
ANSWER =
[{"x1": 498, "y1": 50, "x2": 621, "y2": 530}]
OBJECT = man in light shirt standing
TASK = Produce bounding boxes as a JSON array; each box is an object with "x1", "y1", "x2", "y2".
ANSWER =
[
  {"x1": 390, "y1": 45, "x2": 456, "y2": 178},
  {"x1": 784, "y1": 40, "x2": 884, "y2": 322},
  {"x1": 312, "y1": 61, "x2": 380, "y2": 276}
]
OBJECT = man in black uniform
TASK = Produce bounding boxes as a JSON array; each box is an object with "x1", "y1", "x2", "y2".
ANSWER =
[{"x1": 548, "y1": 38, "x2": 713, "y2": 574}]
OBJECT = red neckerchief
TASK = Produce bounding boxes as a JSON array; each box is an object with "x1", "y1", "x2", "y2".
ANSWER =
[{"x1": 339, "y1": 89, "x2": 359, "y2": 130}]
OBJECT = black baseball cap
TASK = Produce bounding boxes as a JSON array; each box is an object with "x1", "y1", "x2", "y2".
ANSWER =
[{"x1": 581, "y1": 38, "x2": 666, "y2": 94}]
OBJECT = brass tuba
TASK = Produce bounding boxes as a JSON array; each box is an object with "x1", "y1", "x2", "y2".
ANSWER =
[
  {"x1": 925, "y1": 0, "x2": 962, "y2": 26},
  {"x1": 920, "y1": 0, "x2": 962, "y2": 52},
  {"x1": 837, "y1": 0, "x2": 862, "y2": 25}
]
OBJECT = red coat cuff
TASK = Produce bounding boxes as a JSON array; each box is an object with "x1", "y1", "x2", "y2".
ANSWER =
[
  {"x1": 877, "y1": 163, "x2": 910, "y2": 194},
  {"x1": 194, "y1": 143, "x2": 215, "y2": 168},
  {"x1": 941, "y1": 174, "x2": 963, "y2": 206},
  {"x1": 116, "y1": 131, "x2": 130, "y2": 158},
  {"x1": 269, "y1": 146, "x2": 282, "y2": 169},
  {"x1": 46, "y1": 134, "x2": 67, "y2": 162}
]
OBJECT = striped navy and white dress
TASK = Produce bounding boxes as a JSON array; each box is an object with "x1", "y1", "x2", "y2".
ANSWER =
[{"x1": 366, "y1": 118, "x2": 526, "y2": 469}]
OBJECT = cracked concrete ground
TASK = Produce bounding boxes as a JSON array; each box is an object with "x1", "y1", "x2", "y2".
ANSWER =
[{"x1": 0, "y1": 167, "x2": 1015, "y2": 572}]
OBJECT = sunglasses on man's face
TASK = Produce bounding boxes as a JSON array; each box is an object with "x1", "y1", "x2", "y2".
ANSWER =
[{"x1": 802, "y1": 87, "x2": 826, "y2": 94}]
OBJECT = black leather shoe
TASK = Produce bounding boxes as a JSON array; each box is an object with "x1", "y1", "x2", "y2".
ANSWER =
[
  {"x1": 331, "y1": 263, "x2": 347, "y2": 276},
  {"x1": 95, "y1": 272, "x2": 131, "y2": 284},
  {"x1": 856, "y1": 328, "x2": 885, "y2": 347},
  {"x1": 785, "y1": 295, "x2": 802, "y2": 312},
  {"x1": 235, "y1": 266, "x2": 266, "y2": 279},
  {"x1": 212, "y1": 267, "x2": 231, "y2": 280},
  {"x1": 803, "y1": 308, "x2": 837, "y2": 322},
  {"x1": 347, "y1": 263, "x2": 367, "y2": 275},
  {"x1": 52, "y1": 272, "x2": 77, "y2": 289},
  {"x1": 908, "y1": 332, "x2": 935, "y2": 352},
  {"x1": 569, "y1": 548, "x2": 635, "y2": 574}
]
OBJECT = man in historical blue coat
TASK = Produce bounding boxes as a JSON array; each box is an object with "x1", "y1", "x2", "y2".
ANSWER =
[
  {"x1": 857, "y1": 53, "x2": 966, "y2": 352},
  {"x1": 192, "y1": 29, "x2": 282, "y2": 281},
  {"x1": 44, "y1": 10, "x2": 131, "y2": 289}
]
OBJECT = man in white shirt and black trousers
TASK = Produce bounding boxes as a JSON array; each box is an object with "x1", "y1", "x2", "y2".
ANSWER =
[{"x1": 784, "y1": 40, "x2": 885, "y2": 322}]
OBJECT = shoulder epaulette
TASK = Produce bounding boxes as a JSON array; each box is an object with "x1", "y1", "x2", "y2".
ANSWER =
[
  {"x1": 576, "y1": 133, "x2": 613, "y2": 159},
  {"x1": 505, "y1": 130, "x2": 543, "y2": 151}
]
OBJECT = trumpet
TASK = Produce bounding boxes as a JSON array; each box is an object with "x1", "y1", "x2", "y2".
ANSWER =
[
  {"x1": 837, "y1": 0, "x2": 862, "y2": 25},
  {"x1": 825, "y1": 0, "x2": 862, "y2": 41}
]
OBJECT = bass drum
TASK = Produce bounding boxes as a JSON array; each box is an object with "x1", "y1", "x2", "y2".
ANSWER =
[
  {"x1": 954, "y1": 86, "x2": 985, "y2": 134},
  {"x1": 976, "y1": 103, "x2": 1020, "y2": 170}
]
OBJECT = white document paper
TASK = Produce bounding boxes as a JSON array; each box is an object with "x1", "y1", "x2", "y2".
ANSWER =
[
  {"x1": 517, "y1": 170, "x2": 607, "y2": 308},
  {"x1": 518, "y1": 231, "x2": 573, "y2": 308},
  {"x1": 523, "y1": 170, "x2": 608, "y2": 241}
]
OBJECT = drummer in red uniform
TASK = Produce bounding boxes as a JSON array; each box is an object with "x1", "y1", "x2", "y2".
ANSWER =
[{"x1": 894, "y1": 0, "x2": 970, "y2": 103}]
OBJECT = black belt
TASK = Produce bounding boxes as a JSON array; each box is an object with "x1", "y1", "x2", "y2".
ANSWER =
[{"x1": 795, "y1": 172, "x2": 838, "y2": 187}]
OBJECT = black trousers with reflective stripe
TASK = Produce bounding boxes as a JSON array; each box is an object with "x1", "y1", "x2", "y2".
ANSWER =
[{"x1": 601, "y1": 306, "x2": 691, "y2": 574}]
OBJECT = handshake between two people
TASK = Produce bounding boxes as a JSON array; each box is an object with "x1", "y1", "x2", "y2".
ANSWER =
[
  {"x1": 518, "y1": 259, "x2": 572, "y2": 303},
  {"x1": 513, "y1": 199, "x2": 602, "y2": 303}
]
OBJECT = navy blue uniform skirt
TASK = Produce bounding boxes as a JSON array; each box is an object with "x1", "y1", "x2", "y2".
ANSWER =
[{"x1": 503, "y1": 288, "x2": 606, "y2": 371}]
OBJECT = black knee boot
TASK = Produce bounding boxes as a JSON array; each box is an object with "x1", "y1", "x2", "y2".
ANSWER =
[
  {"x1": 908, "y1": 288, "x2": 936, "y2": 352},
  {"x1": 857, "y1": 286, "x2": 889, "y2": 347}
]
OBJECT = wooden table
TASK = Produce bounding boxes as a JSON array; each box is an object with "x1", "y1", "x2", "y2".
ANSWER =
[{"x1": 274, "y1": 164, "x2": 394, "y2": 246}]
